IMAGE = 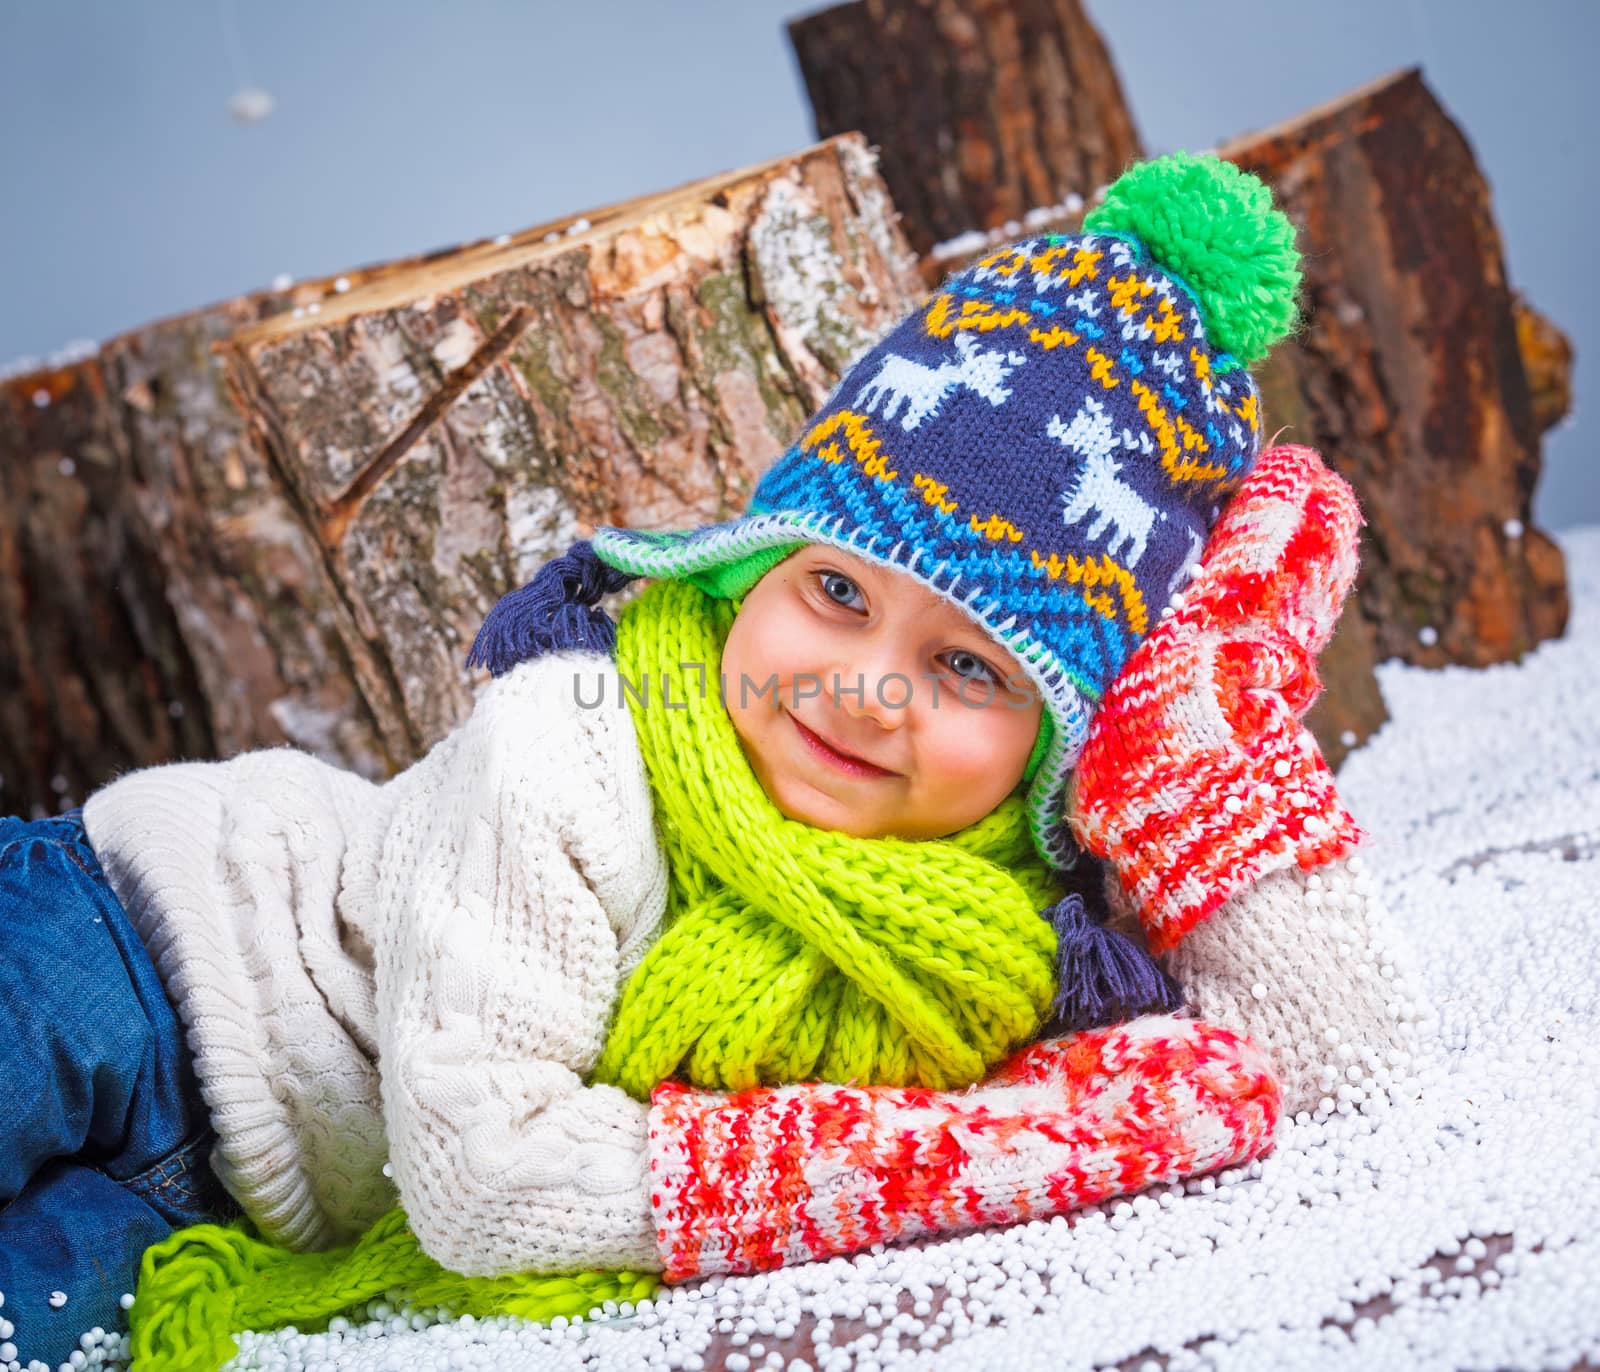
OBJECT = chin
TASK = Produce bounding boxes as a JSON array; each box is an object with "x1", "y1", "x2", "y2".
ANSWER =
[{"x1": 766, "y1": 777, "x2": 874, "y2": 836}]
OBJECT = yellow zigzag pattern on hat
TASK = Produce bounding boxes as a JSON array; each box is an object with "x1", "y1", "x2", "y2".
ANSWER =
[
  {"x1": 920, "y1": 292, "x2": 1256, "y2": 490},
  {"x1": 978, "y1": 242, "x2": 1104, "y2": 289},
  {"x1": 1029, "y1": 551, "x2": 1149, "y2": 636},
  {"x1": 802, "y1": 410, "x2": 899, "y2": 480}
]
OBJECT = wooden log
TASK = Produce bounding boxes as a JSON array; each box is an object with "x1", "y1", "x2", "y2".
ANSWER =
[
  {"x1": 220, "y1": 136, "x2": 924, "y2": 760},
  {"x1": 0, "y1": 366, "x2": 208, "y2": 817},
  {"x1": 0, "y1": 231, "x2": 530, "y2": 819},
  {"x1": 0, "y1": 135, "x2": 925, "y2": 816},
  {"x1": 1, "y1": 301, "x2": 399, "y2": 821},
  {"x1": 1228, "y1": 68, "x2": 1569, "y2": 670},
  {"x1": 788, "y1": 0, "x2": 1142, "y2": 263}
]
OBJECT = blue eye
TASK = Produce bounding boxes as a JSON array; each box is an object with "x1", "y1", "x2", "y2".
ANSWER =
[
  {"x1": 943, "y1": 649, "x2": 1003, "y2": 686},
  {"x1": 817, "y1": 571, "x2": 864, "y2": 610}
]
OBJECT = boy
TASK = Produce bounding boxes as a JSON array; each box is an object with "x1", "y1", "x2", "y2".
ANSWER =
[{"x1": 0, "y1": 152, "x2": 1414, "y2": 1365}]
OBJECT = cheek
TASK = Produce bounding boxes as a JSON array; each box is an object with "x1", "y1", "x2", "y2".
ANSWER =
[
  {"x1": 722, "y1": 602, "x2": 805, "y2": 727},
  {"x1": 922, "y1": 701, "x2": 1039, "y2": 781},
  {"x1": 724, "y1": 595, "x2": 833, "y2": 687}
]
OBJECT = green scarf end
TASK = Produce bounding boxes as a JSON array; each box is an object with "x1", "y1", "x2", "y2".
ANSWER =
[{"x1": 129, "y1": 1208, "x2": 662, "y2": 1372}]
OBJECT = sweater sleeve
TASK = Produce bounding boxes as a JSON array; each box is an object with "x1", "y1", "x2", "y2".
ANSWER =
[
  {"x1": 1162, "y1": 850, "x2": 1431, "y2": 1119},
  {"x1": 369, "y1": 651, "x2": 669, "y2": 1276}
]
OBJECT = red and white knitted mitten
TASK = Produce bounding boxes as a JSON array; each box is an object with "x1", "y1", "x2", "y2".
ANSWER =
[
  {"x1": 1068, "y1": 444, "x2": 1367, "y2": 955},
  {"x1": 646, "y1": 1014, "x2": 1280, "y2": 1281}
]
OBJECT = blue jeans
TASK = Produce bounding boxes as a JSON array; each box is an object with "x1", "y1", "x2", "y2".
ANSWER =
[{"x1": 0, "y1": 810, "x2": 233, "y2": 1367}]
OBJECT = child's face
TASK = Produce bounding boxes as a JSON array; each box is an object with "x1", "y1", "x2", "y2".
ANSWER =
[{"x1": 719, "y1": 546, "x2": 1044, "y2": 841}]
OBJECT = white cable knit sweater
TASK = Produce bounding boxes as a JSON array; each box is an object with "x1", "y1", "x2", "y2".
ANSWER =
[{"x1": 82, "y1": 650, "x2": 670, "y2": 1273}]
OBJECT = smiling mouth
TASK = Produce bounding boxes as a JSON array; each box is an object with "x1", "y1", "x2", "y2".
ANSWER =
[{"x1": 788, "y1": 711, "x2": 898, "y2": 778}]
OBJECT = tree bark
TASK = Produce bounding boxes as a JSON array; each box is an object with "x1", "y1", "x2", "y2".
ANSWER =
[
  {"x1": 1226, "y1": 67, "x2": 1569, "y2": 672},
  {"x1": 1, "y1": 364, "x2": 210, "y2": 818},
  {"x1": 0, "y1": 223, "x2": 522, "y2": 816},
  {"x1": 788, "y1": 0, "x2": 1142, "y2": 263},
  {"x1": 0, "y1": 136, "x2": 925, "y2": 818}
]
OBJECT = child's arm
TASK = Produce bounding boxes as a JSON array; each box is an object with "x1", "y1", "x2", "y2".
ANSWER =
[
  {"x1": 1162, "y1": 849, "x2": 1425, "y2": 1116},
  {"x1": 1068, "y1": 444, "x2": 1423, "y2": 1116},
  {"x1": 644, "y1": 1012, "x2": 1279, "y2": 1281},
  {"x1": 369, "y1": 650, "x2": 669, "y2": 1277}
]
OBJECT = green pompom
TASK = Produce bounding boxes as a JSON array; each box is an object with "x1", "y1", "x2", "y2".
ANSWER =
[{"x1": 1082, "y1": 151, "x2": 1302, "y2": 367}]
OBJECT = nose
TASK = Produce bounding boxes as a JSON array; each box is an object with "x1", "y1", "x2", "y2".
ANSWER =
[{"x1": 826, "y1": 641, "x2": 913, "y2": 730}]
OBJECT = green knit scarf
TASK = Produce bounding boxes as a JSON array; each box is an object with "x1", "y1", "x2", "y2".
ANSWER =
[
  {"x1": 128, "y1": 578, "x2": 1063, "y2": 1370},
  {"x1": 595, "y1": 576, "x2": 1062, "y2": 1096}
]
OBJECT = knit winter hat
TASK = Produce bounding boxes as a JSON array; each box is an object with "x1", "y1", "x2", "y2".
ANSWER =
[{"x1": 590, "y1": 151, "x2": 1302, "y2": 870}]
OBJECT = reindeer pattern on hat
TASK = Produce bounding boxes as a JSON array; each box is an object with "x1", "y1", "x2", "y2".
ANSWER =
[{"x1": 853, "y1": 332, "x2": 1029, "y2": 432}]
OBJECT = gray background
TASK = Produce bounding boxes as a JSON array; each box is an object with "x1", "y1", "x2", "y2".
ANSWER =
[{"x1": 1, "y1": 0, "x2": 1591, "y2": 528}]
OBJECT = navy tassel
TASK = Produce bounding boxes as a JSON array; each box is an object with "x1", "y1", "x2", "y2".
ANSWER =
[
  {"x1": 465, "y1": 540, "x2": 640, "y2": 677},
  {"x1": 1044, "y1": 893, "x2": 1185, "y2": 1032}
]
